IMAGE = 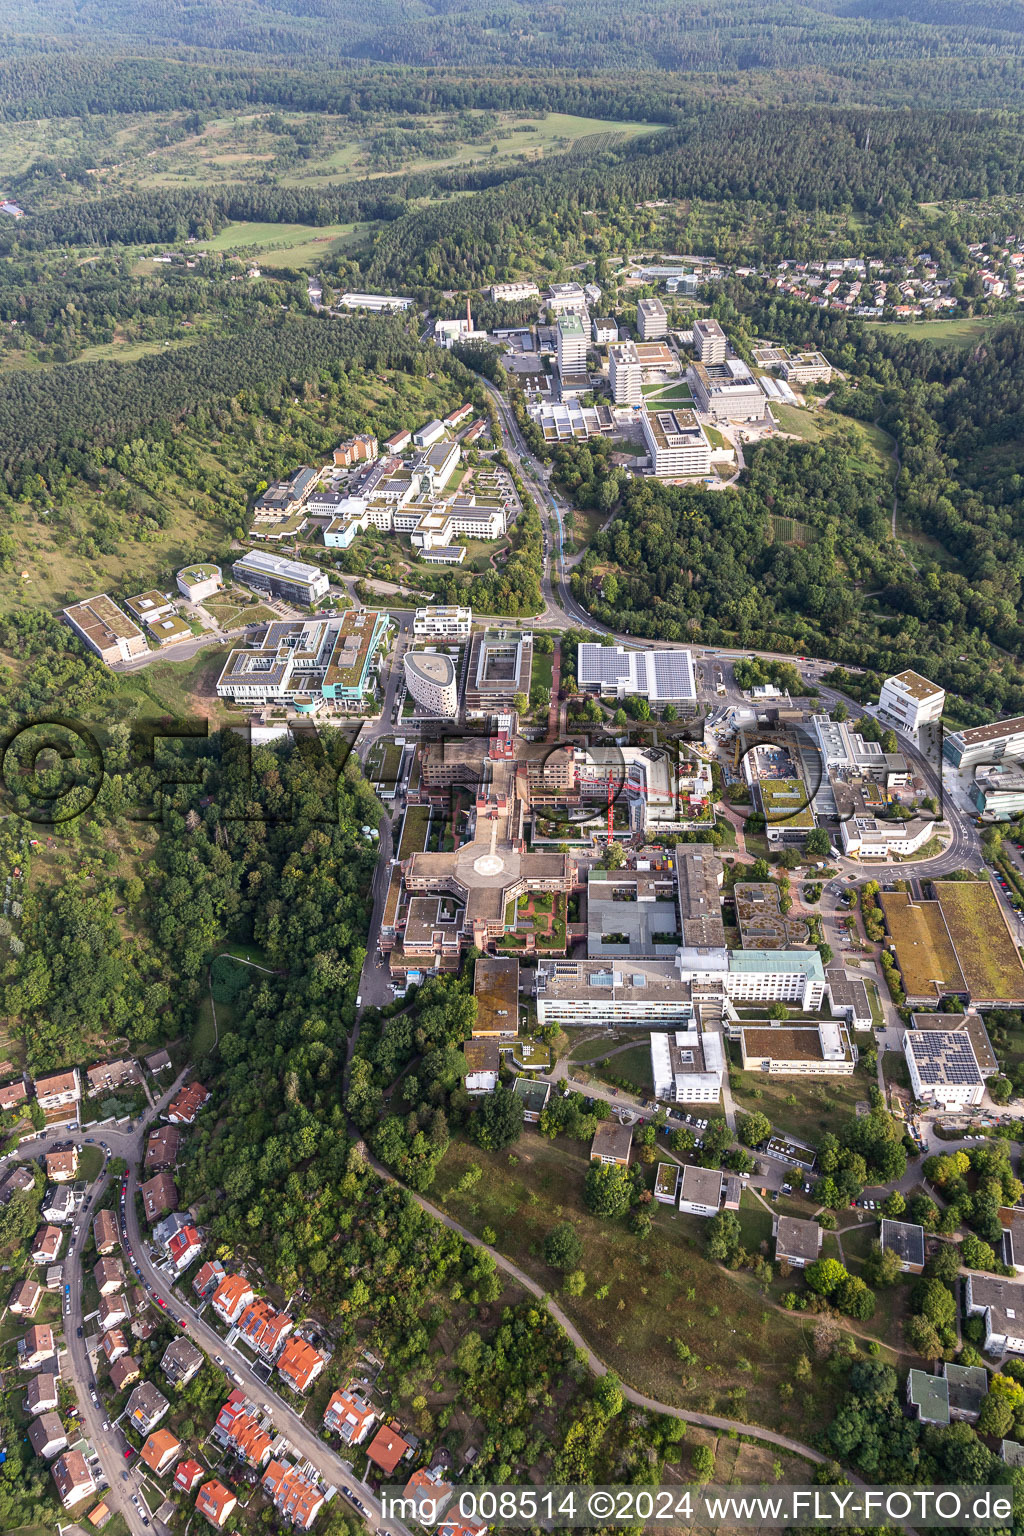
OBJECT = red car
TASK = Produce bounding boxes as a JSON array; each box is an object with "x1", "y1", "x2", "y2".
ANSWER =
[
  {"x1": 124, "y1": 1448, "x2": 134, "y2": 1459},
  {"x1": 155, "y1": 1297, "x2": 166, "y2": 1309}
]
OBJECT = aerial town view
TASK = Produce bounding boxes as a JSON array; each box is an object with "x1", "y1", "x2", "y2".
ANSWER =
[{"x1": 4, "y1": 2, "x2": 1024, "y2": 1534}]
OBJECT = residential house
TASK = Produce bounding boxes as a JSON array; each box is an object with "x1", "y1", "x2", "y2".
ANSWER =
[
  {"x1": 193, "y1": 1259, "x2": 225, "y2": 1299},
  {"x1": 366, "y1": 1424, "x2": 411, "y2": 1475},
  {"x1": 0, "y1": 1165, "x2": 35, "y2": 1204},
  {"x1": 438, "y1": 1520, "x2": 488, "y2": 1536},
  {"x1": 261, "y1": 1461, "x2": 325, "y2": 1530},
  {"x1": 33, "y1": 1068, "x2": 81, "y2": 1112},
  {"x1": 152, "y1": 1211, "x2": 192, "y2": 1249},
  {"x1": 167, "y1": 1225, "x2": 202, "y2": 1272},
  {"x1": 94, "y1": 1257, "x2": 126, "y2": 1295},
  {"x1": 168, "y1": 1081, "x2": 210, "y2": 1124},
  {"x1": 236, "y1": 1298, "x2": 292, "y2": 1359},
  {"x1": 276, "y1": 1336, "x2": 326, "y2": 1394},
  {"x1": 174, "y1": 1459, "x2": 204, "y2": 1494},
  {"x1": 125, "y1": 1381, "x2": 170, "y2": 1435},
  {"x1": 86, "y1": 1058, "x2": 139, "y2": 1096},
  {"x1": 0, "y1": 1077, "x2": 27, "y2": 1112},
  {"x1": 93, "y1": 1209, "x2": 118, "y2": 1254},
  {"x1": 589, "y1": 1122, "x2": 633, "y2": 1167},
  {"x1": 196, "y1": 1479, "x2": 237, "y2": 1528},
  {"x1": 216, "y1": 1396, "x2": 273, "y2": 1470},
  {"x1": 678, "y1": 1165, "x2": 723, "y2": 1218},
  {"x1": 907, "y1": 1370, "x2": 950, "y2": 1425},
  {"x1": 140, "y1": 1429, "x2": 181, "y2": 1476},
  {"x1": 32, "y1": 1225, "x2": 62, "y2": 1264},
  {"x1": 109, "y1": 1356, "x2": 141, "y2": 1393},
  {"x1": 161, "y1": 1336, "x2": 204, "y2": 1387},
  {"x1": 46, "y1": 1148, "x2": 79, "y2": 1182},
  {"x1": 28, "y1": 1412, "x2": 68, "y2": 1459},
  {"x1": 42, "y1": 1185, "x2": 80, "y2": 1223},
  {"x1": 52, "y1": 1450, "x2": 96, "y2": 1508},
  {"x1": 323, "y1": 1388, "x2": 376, "y2": 1444},
  {"x1": 19, "y1": 1324, "x2": 55, "y2": 1369},
  {"x1": 943, "y1": 1362, "x2": 988, "y2": 1421},
  {"x1": 145, "y1": 1126, "x2": 180, "y2": 1171},
  {"x1": 100, "y1": 1328, "x2": 130, "y2": 1364},
  {"x1": 10, "y1": 1278, "x2": 42, "y2": 1316},
  {"x1": 211, "y1": 1273, "x2": 254, "y2": 1326},
  {"x1": 774, "y1": 1215, "x2": 822, "y2": 1269},
  {"x1": 403, "y1": 1466, "x2": 452, "y2": 1518},
  {"x1": 880, "y1": 1219, "x2": 925, "y2": 1274},
  {"x1": 25, "y1": 1371, "x2": 59, "y2": 1415},
  {"x1": 144, "y1": 1049, "x2": 173, "y2": 1075},
  {"x1": 140, "y1": 1173, "x2": 178, "y2": 1221},
  {"x1": 98, "y1": 1293, "x2": 130, "y2": 1332}
]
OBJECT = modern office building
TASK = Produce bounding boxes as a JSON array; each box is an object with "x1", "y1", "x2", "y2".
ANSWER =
[
  {"x1": 463, "y1": 630, "x2": 533, "y2": 715},
  {"x1": 403, "y1": 652, "x2": 459, "y2": 717},
  {"x1": 577, "y1": 643, "x2": 697, "y2": 709},
  {"x1": 902, "y1": 1028, "x2": 985, "y2": 1109},
  {"x1": 232, "y1": 550, "x2": 330, "y2": 607},
  {"x1": 556, "y1": 312, "x2": 588, "y2": 375},
  {"x1": 693, "y1": 317, "x2": 727, "y2": 364},
  {"x1": 490, "y1": 281, "x2": 540, "y2": 301},
  {"x1": 176, "y1": 565, "x2": 223, "y2": 603},
  {"x1": 944, "y1": 715, "x2": 1024, "y2": 771},
  {"x1": 63, "y1": 596, "x2": 147, "y2": 665},
  {"x1": 969, "y1": 763, "x2": 1024, "y2": 819},
  {"x1": 592, "y1": 316, "x2": 618, "y2": 345},
  {"x1": 216, "y1": 611, "x2": 389, "y2": 711},
  {"x1": 608, "y1": 341, "x2": 643, "y2": 405},
  {"x1": 546, "y1": 282, "x2": 588, "y2": 315},
  {"x1": 637, "y1": 296, "x2": 668, "y2": 340},
  {"x1": 641, "y1": 408, "x2": 712, "y2": 476},
  {"x1": 687, "y1": 360, "x2": 768, "y2": 422},
  {"x1": 650, "y1": 1029, "x2": 724, "y2": 1103},
  {"x1": 413, "y1": 605, "x2": 472, "y2": 639},
  {"x1": 738, "y1": 1021, "x2": 856, "y2": 1076},
  {"x1": 877, "y1": 670, "x2": 945, "y2": 734}
]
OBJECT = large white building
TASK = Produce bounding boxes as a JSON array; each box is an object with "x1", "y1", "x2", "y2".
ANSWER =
[
  {"x1": 965, "y1": 1274, "x2": 1024, "y2": 1356},
  {"x1": 547, "y1": 282, "x2": 588, "y2": 315},
  {"x1": 687, "y1": 360, "x2": 768, "y2": 422},
  {"x1": 608, "y1": 341, "x2": 643, "y2": 405},
  {"x1": 556, "y1": 312, "x2": 588, "y2": 375},
  {"x1": 232, "y1": 550, "x2": 330, "y2": 606},
  {"x1": 637, "y1": 296, "x2": 668, "y2": 340},
  {"x1": 403, "y1": 652, "x2": 459, "y2": 718},
  {"x1": 902, "y1": 1028, "x2": 984, "y2": 1110},
  {"x1": 338, "y1": 293, "x2": 413, "y2": 312},
  {"x1": 650, "y1": 1029, "x2": 724, "y2": 1102},
  {"x1": 945, "y1": 715, "x2": 1024, "y2": 771},
  {"x1": 490, "y1": 282, "x2": 540, "y2": 302},
  {"x1": 577, "y1": 643, "x2": 697, "y2": 709},
  {"x1": 413, "y1": 606, "x2": 472, "y2": 639},
  {"x1": 877, "y1": 670, "x2": 945, "y2": 734},
  {"x1": 693, "y1": 317, "x2": 728, "y2": 364},
  {"x1": 641, "y1": 408, "x2": 712, "y2": 477}
]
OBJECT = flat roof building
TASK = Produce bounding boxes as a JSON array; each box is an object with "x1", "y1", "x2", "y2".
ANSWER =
[
  {"x1": 556, "y1": 311, "x2": 588, "y2": 375},
  {"x1": 472, "y1": 956, "x2": 519, "y2": 1038},
  {"x1": 232, "y1": 549, "x2": 329, "y2": 607},
  {"x1": 608, "y1": 340, "x2": 642, "y2": 404},
  {"x1": 413, "y1": 605, "x2": 472, "y2": 638},
  {"x1": 637, "y1": 296, "x2": 668, "y2": 340},
  {"x1": 880, "y1": 1218, "x2": 925, "y2": 1273},
  {"x1": 774, "y1": 1215, "x2": 822, "y2": 1268},
  {"x1": 907, "y1": 1370, "x2": 950, "y2": 1425},
  {"x1": 945, "y1": 714, "x2": 1024, "y2": 771},
  {"x1": 464, "y1": 629, "x2": 533, "y2": 715},
  {"x1": 878, "y1": 670, "x2": 945, "y2": 734},
  {"x1": 404, "y1": 651, "x2": 458, "y2": 718},
  {"x1": 63, "y1": 596, "x2": 147, "y2": 665},
  {"x1": 650, "y1": 1028, "x2": 724, "y2": 1103},
  {"x1": 641, "y1": 408, "x2": 711, "y2": 478},
  {"x1": 965, "y1": 1272, "x2": 1024, "y2": 1355},
  {"x1": 693, "y1": 317, "x2": 727, "y2": 364},
  {"x1": 903, "y1": 1027, "x2": 984, "y2": 1109},
  {"x1": 687, "y1": 359, "x2": 768, "y2": 422},
  {"x1": 577, "y1": 643, "x2": 696, "y2": 709},
  {"x1": 739, "y1": 1022, "x2": 855, "y2": 1076},
  {"x1": 678, "y1": 1164, "x2": 722, "y2": 1217},
  {"x1": 590, "y1": 1121, "x2": 633, "y2": 1166}
]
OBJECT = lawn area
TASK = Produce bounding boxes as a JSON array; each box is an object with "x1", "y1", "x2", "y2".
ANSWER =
[
  {"x1": 115, "y1": 645, "x2": 232, "y2": 724},
  {"x1": 594, "y1": 1043, "x2": 654, "y2": 1095},
  {"x1": 641, "y1": 382, "x2": 693, "y2": 406},
  {"x1": 78, "y1": 1144, "x2": 106, "y2": 1181},
  {"x1": 430, "y1": 1134, "x2": 844, "y2": 1441},
  {"x1": 201, "y1": 220, "x2": 367, "y2": 266},
  {"x1": 532, "y1": 651, "x2": 554, "y2": 692},
  {"x1": 865, "y1": 978, "x2": 884, "y2": 1029},
  {"x1": 867, "y1": 315, "x2": 1004, "y2": 345},
  {"x1": 729, "y1": 1056, "x2": 872, "y2": 1147},
  {"x1": 772, "y1": 403, "x2": 821, "y2": 441},
  {"x1": 568, "y1": 1032, "x2": 631, "y2": 1062}
]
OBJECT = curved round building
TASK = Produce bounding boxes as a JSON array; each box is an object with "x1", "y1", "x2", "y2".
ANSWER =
[{"x1": 403, "y1": 650, "x2": 458, "y2": 718}]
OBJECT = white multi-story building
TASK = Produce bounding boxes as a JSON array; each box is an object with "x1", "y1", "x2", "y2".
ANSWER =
[
  {"x1": 693, "y1": 317, "x2": 727, "y2": 363},
  {"x1": 577, "y1": 643, "x2": 697, "y2": 708},
  {"x1": 547, "y1": 282, "x2": 588, "y2": 315},
  {"x1": 608, "y1": 341, "x2": 642, "y2": 405},
  {"x1": 965, "y1": 1274, "x2": 1024, "y2": 1355},
  {"x1": 232, "y1": 550, "x2": 330, "y2": 606},
  {"x1": 877, "y1": 670, "x2": 945, "y2": 734},
  {"x1": 641, "y1": 408, "x2": 712, "y2": 477},
  {"x1": 687, "y1": 360, "x2": 768, "y2": 422},
  {"x1": 945, "y1": 715, "x2": 1024, "y2": 771},
  {"x1": 403, "y1": 652, "x2": 459, "y2": 718},
  {"x1": 637, "y1": 296, "x2": 668, "y2": 339},
  {"x1": 592, "y1": 316, "x2": 618, "y2": 346},
  {"x1": 902, "y1": 1028, "x2": 984, "y2": 1109},
  {"x1": 490, "y1": 282, "x2": 540, "y2": 302},
  {"x1": 413, "y1": 606, "x2": 472, "y2": 639},
  {"x1": 556, "y1": 312, "x2": 588, "y2": 374},
  {"x1": 650, "y1": 1029, "x2": 724, "y2": 1102}
]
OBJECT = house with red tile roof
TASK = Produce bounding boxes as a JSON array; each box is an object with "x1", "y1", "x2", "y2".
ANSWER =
[
  {"x1": 438, "y1": 1518, "x2": 488, "y2": 1536},
  {"x1": 0, "y1": 1077, "x2": 27, "y2": 1112},
  {"x1": 168, "y1": 1081, "x2": 210, "y2": 1124},
  {"x1": 140, "y1": 1428, "x2": 181, "y2": 1476},
  {"x1": 109, "y1": 1355, "x2": 141, "y2": 1393},
  {"x1": 236, "y1": 1298, "x2": 292, "y2": 1359},
  {"x1": 93, "y1": 1257, "x2": 125, "y2": 1295},
  {"x1": 276, "y1": 1336, "x2": 325, "y2": 1394},
  {"x1": 193, "y1": 1259, "x2": 225, "y2": 1299},
  {"x1": 230, "y1": 1412, "x2": 274, "y2": 1470},
  {"x1": 45, "y1": 1147, "x2": 79, "y2": 1182},
  {"x1": 52, "y1": 1449, "x2": 96, "y2": 1508},
  {"x1": 365, "y1": 1424, "x2": 411, "y2": 1476},
  {"x1": 210, "y1": 1273, "x2": 253, "y2": 1326},
  {"x1": 25, "y1": 1371, "x2": 59, "y2": 1416},
  {"x1": 323, "y1": 1388, "x2": 376, "y2": 1444},
  {"x1": 31, "y1": 1225, "x2": 62, "y2": 1264},
  {"x1": 10, "y1": 1278, "x2": 42, "y2": 1316},
  {"x1": 167, "y1": 1224, "x2": 202, "y2": 1272},
  {"x1": 18, "y1": 1324, "x2": 54, "y2": 1369},
  {"x1": 174, "y1": 1458, "x2": 204, "y2": 1494},
  {"x1": 93, "y1": 1209, "x2": 118, "y2": 1253},
  {"x1": 145, "y1": 1124, "x2": 180, "y2": 1171},
  {"x1": 100, "y1": 1328, "x2": 129, "y2": 1363},
  {"x1": 403, "y1": 1465, "x2": 453, "y2": 1520},
  {"x1": 196, "y1": 1478, "x2": 236, "y2": 1528},
  {"x1": 262, "y1": 1460, "x2": 325, "y2": 1530}
]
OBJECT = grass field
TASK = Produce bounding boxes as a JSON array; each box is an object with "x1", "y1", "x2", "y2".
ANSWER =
[
  {"x1": 200, "y1": 220, "x2": 368, "y2": 267},
  {"x1": 729, "y1": 1056, "x2": 872, "y2": 1145},
  {"x1": 867, "y1": 315, "x2": 1004, "y2": 345},
  {"x1": 641, "y1": 382, "x2": 693, "y2": 405},
  {"x1": 594, "y1": 1043, "x2": 654, "y2": 1095},
  {"x1": 431, "y1": 1133, "x2": 844, "y2": 1441}
]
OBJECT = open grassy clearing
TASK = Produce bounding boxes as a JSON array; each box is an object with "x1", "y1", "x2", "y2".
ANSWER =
[
  {"x1": 199, "y1": 220, "x2": 369, "y2": 266},
  {"x1": 430, "y1": 1132, "x2": 844, "y2": 1442},
  {"x1": 729, "y1": 1053, "x2": 873, "y2": 1147},
  {"x1": 867, "y1": 315, "x2": 1005, "y2": 344}
]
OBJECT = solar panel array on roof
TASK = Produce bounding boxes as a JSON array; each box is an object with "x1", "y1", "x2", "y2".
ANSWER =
[
  {"x1": 908, "y1": 1030, "x2": 982, "y2": 1086},
  {"x1": 651, "y1": 650, "x2": 696, "y2": 700},
  {"x1": 578, "y1": 646, "x2": 632, "y2": 685}
]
